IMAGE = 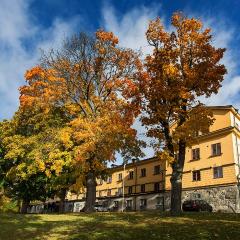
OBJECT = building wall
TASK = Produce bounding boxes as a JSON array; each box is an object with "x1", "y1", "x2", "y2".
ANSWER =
[
  {"x1": 232, "y1": 131, "x2": 240, "y2": 178},
  {"x1": 164, "y1": 107, "x2": 240, "y2": 212},
  {"x1": 166, "y1": 108, "x2": 238, "y2": 190},
  {"x1": 97, "y1": 193, "x2": 165, "y2": 212},
  {"x1": 209, "y1": 109, "x2": 231, "y2": 132},
  {"x1": 96, "y1": 158, "x2": 165, "y2": 198}
]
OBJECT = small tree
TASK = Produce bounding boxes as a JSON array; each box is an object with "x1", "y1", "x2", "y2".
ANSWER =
[
  {"x1": 0, "y1": 108, "x2": 76, "y2": 213},
  {"x1": 135, "y1": 13, "x2": 226, "y2": 215}
]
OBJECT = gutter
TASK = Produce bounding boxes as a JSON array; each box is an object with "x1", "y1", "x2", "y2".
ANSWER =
[{"x1": 233, "y1": 113, "x2": 240, "y2": 210}]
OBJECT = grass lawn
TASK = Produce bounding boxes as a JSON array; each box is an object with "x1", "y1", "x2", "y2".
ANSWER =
[{"x1": 0, "y1": 212, "x2": 240, "y2": 240}]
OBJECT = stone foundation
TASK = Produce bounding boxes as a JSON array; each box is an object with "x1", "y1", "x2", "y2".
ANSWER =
[{"x1": 165, "y1": 185, "x2": 240, "y2": 213}]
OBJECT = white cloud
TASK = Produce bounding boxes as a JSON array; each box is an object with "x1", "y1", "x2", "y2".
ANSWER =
[
  {"x1": 199, "y1": 17, "x2": 240, "y2": 107},
  {"x1": 0, "y1": 0, "x2": 80, "y2": 119},
  {"x1": 102, "y1": 4, "x2": 161, "y2": 54}
]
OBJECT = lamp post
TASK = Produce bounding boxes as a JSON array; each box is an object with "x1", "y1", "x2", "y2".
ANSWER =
[{"x1": 122, "y1": 162, "x2": 126, "y2": 212}]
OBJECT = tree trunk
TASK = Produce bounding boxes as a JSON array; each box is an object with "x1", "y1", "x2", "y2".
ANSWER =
[
  {"x1": 170, "y1": 163, "x2": 183, "y2": 215},
  {"x1": 20, "y1": 199, "x2": 30, "y2": 214},
  {"x1": 84, "y1": 172, "x2": 96, "y2": 213},
  {"x1": 59, "y1": 188, "x2": 67, "y2": 214},
  {"x1": 170, "y1": 140, "x2": 186, "y2": 216}
]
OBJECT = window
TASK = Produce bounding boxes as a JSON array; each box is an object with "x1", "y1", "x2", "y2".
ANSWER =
[
  {"x1": 103, "y1": 201, "x2": 108, "y2": 208},
  {"x1": 156, "y1": 197, "x2": 164, "y2": 205},
  {"x1": 154, "y1": 165, "x2": 161, "y2": 175},
  {"x1": 75, "y1": 203, "x2": 81, "y2": 212},
  {"x1": 99, "y1": 190, "x2": 102, "y2": 197},
  {"x1": 141, "y1": 184, "x2": 145, "y2": 193},
  {"x1": 141, "y1": 168, "x2": 146, "y2": 177},
  {"x1": 192, "y1": 170, "x2": 201, "y2": 181},
  {"x1": 128, "y1": 186, "x2": 133, "y2": 194},
  {"x1": 211, "y1": 143, "x2": 221, "y2": 156},
  {"x1": 140, "y1": 199, "x2": 147, "y2": 207},
  {"x1": 118, "y1": 173, "x2": 122, "y2": 181},
  {"x1": 107, "y1": 176, "x2": 112, "y2": 183},
  {"x1": 129, "y1": 171, "x2": 134, "y2": 180},
  {"x1": 192, "y1": 148, "x2": 200, "y2": 160},
  {"x1": 213, "y1": 166, "x2": 223, "y2": 179},
  {"x1": 107, "y1": 189, "x2": 111, "y2": 196},
  {"x1": 114, "y1": 201, "x2": 119, "y2": 208},
  {"x1": 126, "y1": 200, "x2": 133, "y2": 209},
  {"x1": 118, "y1": 187, "x2": 123, "y2": 195},
  {"x1": 154, "y1": 182, "x2": 160, "y2": 192}
]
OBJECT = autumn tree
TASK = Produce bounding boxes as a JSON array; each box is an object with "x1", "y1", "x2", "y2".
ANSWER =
[
  {"x1": 19, "y1": 31, "x2": 143, "y2": 212},
  {"x1": 135, "y1": 13, "x2": 226, "y2": 215},
  {"x1": 0, "y1": 118, "x2": 50, "y2": 213},
  {"x1": 0, "y1": 106, "x2": 79, "y2": 213}
]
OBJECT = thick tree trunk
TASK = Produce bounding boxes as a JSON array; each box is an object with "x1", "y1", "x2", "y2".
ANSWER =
[
  {"x1": 20, "y1": 199, "x2": 30, "y2": 214},
  {"x1": 170, "y1": 164, "x2": 183, "y2": 215},
  {"x1": 59, "y1": 188, "x2": 67, "y2": 214},
  {"x1": 170, "y1": 140, "x2": 186, "y2": 215},
  {"x1": 84, "y1": 172, "x2": 96, "y2": 213}
]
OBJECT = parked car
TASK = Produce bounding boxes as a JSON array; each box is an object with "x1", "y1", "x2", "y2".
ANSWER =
[
  {"x1": 182, "y1": 200, "x2": 213, "y2": 212},
  {"x1": 93, "y1": 204, "x2": 108, "y2": 212}
]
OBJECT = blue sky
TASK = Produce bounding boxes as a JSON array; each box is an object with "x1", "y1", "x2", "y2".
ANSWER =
[{"x1": 1, "y1": 0, "x2": 240, "y2": 161}]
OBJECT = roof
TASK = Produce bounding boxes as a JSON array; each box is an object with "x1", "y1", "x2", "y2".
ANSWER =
[
  {"x1": 110, "y1": 156, "x2": 162, "y2": 171},
  {"x1": 207, "y1": 105, "x2": 238, "y2": 111}
]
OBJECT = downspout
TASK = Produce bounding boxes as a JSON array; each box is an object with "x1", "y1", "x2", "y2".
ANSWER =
[
  {"x1": 233, "y1": 112, "x2": 240, "y2": 211},
  {"x1": 134, "y1": 159, "x2": 138, "y2": 211}
]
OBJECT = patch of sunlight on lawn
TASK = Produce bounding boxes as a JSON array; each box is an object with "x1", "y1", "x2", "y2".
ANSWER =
[{"x1": 1, "y1": 212, "x2": 240, "y2": 240}]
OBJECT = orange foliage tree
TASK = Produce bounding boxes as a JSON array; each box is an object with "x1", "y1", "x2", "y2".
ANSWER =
[
  {"x1": 19, "y1": 31, "x2": 144, "y2": 212},
  {"x1": 134, "y1": 13, "x2": 226, "y2": 215}
]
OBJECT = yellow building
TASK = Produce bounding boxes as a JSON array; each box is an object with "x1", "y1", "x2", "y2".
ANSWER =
[
  {"x1": 164, "y1": 105, "x2": 240, "y2": 212},
  {"x1": 66, "y1": 157, "x2": 166, "y2": 212},
  {"x1": 66, "y1": 105, "x2": 240, "y2": 213},
  {"x1": 95, "y1": 157, "x2": 165, "y2": 211}
]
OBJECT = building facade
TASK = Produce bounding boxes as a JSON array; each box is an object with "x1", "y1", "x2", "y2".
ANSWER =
[
  {"x1": 63, "y1": 106, "x2": 240, "y2": 213},
  {"x1": 164, "y1": 105, "x2": 240, "y2": 212},
  {"x1": 66, "y1": 157, "x2": 166, "y2": 212}
]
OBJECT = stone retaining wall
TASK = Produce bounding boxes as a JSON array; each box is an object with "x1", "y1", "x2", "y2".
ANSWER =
[{"x1": 164, "y1": 185, "x2": 240, "y2": 213}]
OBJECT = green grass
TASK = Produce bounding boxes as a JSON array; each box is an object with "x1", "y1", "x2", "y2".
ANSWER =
[{"x1": 0, "y1": 212, "x2": 240, "y2": 240}]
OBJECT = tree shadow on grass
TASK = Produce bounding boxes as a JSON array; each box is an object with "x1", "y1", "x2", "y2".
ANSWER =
[
  {"x1": 66, "y1": 212, "x2": 240, "y2": 240},
  {"x1": 0, "y1": 212, "x2": 240, "y2": 240},
  {"x1": 0, "y1": 213, "x2": 46, "y2": 240}
]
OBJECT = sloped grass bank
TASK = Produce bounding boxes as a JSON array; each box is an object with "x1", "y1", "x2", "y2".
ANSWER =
[{"x1": 0, "y1": 212, "x2": 240, "y2": 240}]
